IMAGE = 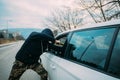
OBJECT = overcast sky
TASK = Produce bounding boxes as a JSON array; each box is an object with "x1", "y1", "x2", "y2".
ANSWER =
[{"x1": 0, "y1": 0, "x2": 75, "y2": 29}]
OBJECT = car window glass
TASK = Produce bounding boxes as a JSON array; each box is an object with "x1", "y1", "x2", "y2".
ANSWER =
[
  {"x1": 68, "y1": 28, "x2": 116, "y2": 69},
  {"x1": 108, "y1": 29, "x2": 120, "y2": 77},
  {"x1": 55, "y1": 36, "x2": 67, "y2": 47},
  {"x1": 51, "y1": 34, "x2": 68, "y2": 56}
]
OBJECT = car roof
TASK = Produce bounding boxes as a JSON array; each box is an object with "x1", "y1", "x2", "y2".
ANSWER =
[{"x1": 57, "y1": 19, "x2": 120, "y2": 36}]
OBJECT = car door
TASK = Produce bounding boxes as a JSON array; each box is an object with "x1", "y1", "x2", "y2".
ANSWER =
[
  {"x1": 62, "y1": 26, "x2": 120, "y2": 80},
  {"x1": 41, "y1": 32, "x2": 69, "y2": 80}
]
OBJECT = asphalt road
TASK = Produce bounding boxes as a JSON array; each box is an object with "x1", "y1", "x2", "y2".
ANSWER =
[{"x1": 0, "y1": 41, "x2": 40, "y2": 80}]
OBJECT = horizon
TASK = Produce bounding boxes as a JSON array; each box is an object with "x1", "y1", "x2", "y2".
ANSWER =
[
  {"x1": 0, "y1": 28, "x2": 42, "y2": 39},
  {"x1": 0, "y1": 0, "x2": 76, "y2": 29}
]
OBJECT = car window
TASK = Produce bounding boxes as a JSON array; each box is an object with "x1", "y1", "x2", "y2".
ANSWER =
[
  {"x1": 55, "y1": 36, "x2": 67, "y2": 47},
  {"x1": 108, "y1": 29, "x2": 120, "y2": 77},
  {"x1": 49, "y1": 33, "x2": 69, "y2": 57},
  {"x1": 55, "y1": 33, "x2": 69, "y2": 47},
  {"x1": 68, "y1": 27, "x2": 116, "y2": 69}
]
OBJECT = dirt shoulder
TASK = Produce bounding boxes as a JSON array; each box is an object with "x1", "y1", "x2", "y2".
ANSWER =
[{"x1": 0, "y1": 39, "x2": 17, "y2": 44}]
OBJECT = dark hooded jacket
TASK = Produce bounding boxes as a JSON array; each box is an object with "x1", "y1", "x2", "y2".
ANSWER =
[{"x1": 15, "y1": 28, "x2": 55, "y2": 64}]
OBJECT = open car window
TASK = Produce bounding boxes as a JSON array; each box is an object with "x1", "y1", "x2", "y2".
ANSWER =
[{"x1": 55, "y1": 32, "x2": 69, "y2": 47}]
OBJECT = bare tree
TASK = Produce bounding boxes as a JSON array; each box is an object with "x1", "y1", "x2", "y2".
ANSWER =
[
  {"x1": 43, "y1": 0, "x2": 120, "y2": 32},
  {"x1": 76, "y1": 0, "x2": 120, "y2": 22},
  {"x1": 43, "y1": 7, "x2": 83, "y2": 32}
]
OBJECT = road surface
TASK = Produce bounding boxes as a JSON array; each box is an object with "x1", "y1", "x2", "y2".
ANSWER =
[{"x1": 0, "y1": 41, "x2": 40, "y2": 80}]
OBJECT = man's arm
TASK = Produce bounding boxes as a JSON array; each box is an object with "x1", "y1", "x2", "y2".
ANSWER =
[{"x1": 30, "y1": 32, "x2": 55, "y2": 43}]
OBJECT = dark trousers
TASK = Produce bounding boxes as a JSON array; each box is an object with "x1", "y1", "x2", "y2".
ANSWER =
[{"x1": 8, "y1": 60, "x2": 48, "y2": 80}]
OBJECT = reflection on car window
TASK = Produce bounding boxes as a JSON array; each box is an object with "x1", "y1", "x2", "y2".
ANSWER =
[
  {"x1": 68, "y1": 28, "x2": 115, "y2": 69},
  {"x1": 108, "y1": 29, "x2": 120, "y2": 77}
]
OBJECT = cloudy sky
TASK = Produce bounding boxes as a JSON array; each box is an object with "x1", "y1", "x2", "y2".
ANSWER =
[{"x1": 0, "y1": 0, "x2": 75, "y2": 29}]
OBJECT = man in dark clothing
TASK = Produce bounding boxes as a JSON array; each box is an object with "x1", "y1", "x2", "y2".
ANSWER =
[{"x1": 8, "y1": 28, "x2": 55, "y2": 80}]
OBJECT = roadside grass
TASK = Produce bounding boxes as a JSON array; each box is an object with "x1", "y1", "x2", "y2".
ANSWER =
[{"x1": 0, "y1": 39, "x2": 16, "y2": 44}]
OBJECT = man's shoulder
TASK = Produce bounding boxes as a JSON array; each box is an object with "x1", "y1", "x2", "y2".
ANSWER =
[
  {"x1": 30, "y1": 32, "x2": 42, "y2": 36},
  {"x1": 31, "y1": 32, "x2": 39, "y2": 35}
]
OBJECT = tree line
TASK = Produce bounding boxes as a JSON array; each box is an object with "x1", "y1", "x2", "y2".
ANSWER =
[{"x1": 43, "y1": 0, "x2": 120, "y2": 32}]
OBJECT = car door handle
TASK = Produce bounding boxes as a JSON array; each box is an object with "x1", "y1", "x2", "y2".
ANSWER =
[{"x1": 50, "y1": 64, "x2": 56, "y2": 70}]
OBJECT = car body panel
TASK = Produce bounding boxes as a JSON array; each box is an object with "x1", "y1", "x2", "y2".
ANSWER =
[{"x1": 41, "y1": 53, "x2": 120, "y2": 80}]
